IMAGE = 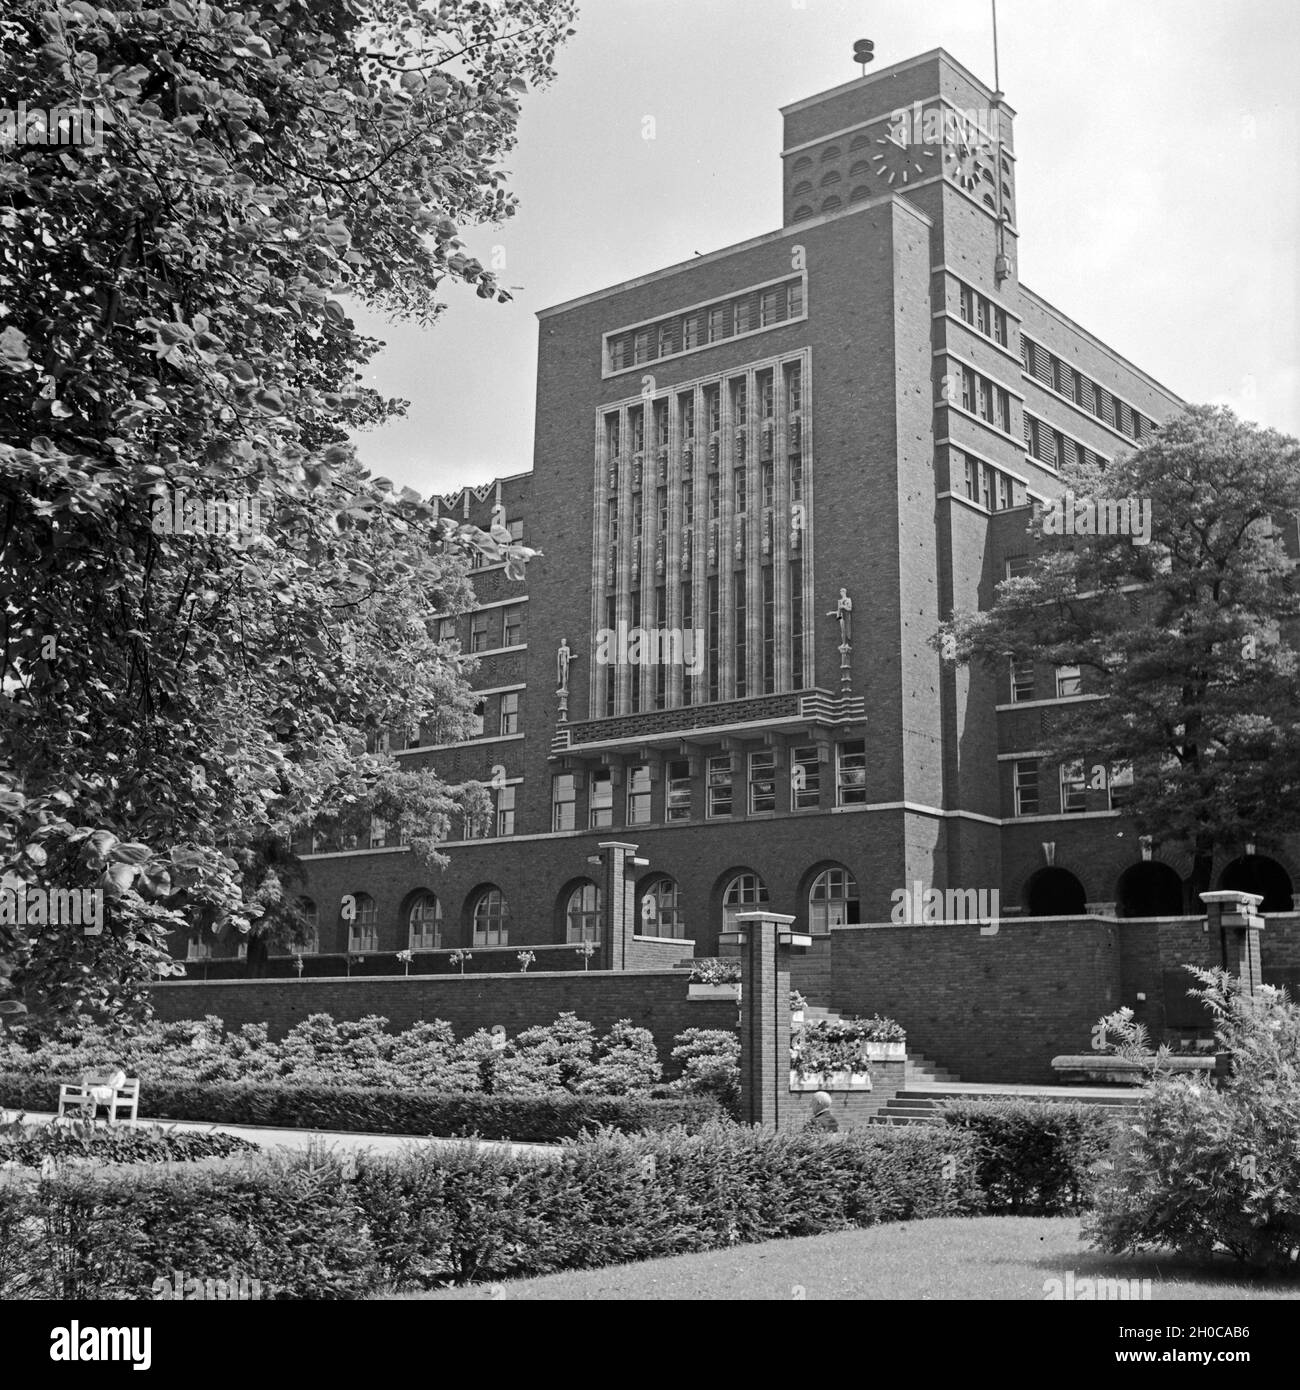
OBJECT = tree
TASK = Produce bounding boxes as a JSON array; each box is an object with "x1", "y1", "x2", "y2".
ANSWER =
[
  {"x1": 0, "y1": 0, "x2": 573, "y2": 1022},
  {"x1": 940, "y1": 405, "x2": 1300, "y2": 904}
]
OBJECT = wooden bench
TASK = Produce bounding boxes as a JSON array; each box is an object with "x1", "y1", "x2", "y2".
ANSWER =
[{"x1": 57, "y1": 1072, "x2": 140, "y2": 1125}]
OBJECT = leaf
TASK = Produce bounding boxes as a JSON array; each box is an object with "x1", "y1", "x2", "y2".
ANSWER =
[{"x1": 110, "y1": 842, "x2": 153, "y2": 864}]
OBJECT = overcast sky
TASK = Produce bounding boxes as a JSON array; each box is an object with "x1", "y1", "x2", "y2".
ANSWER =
[{"x1": 345, "y1": 0, "x2": 1300, "y2": 497}]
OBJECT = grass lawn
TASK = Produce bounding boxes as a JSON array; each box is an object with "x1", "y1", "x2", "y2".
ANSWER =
[{"x1": 401, "y1": 1217, "x2": 1300, "y2": 1301}]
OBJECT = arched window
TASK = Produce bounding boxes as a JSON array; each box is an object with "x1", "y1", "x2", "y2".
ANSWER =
[
  {"x1": 1221, "y1": 855, "x2": 1294, "y2": 913},
  {"x1": 407, "y1": 892, "x2": 442, "y2": 951},
  {"x1": 1023, "y1": 868, "x2": 1087, "y2": 917},
  {"x1": 565, "y1": 881, "x2": 602, "y2": 943},
  {"x1": 820, "y1": 144, "x2": 841, "y2": 162},
  {"x1": 809, "y1": 867, "x2": 860, "y2": 934},
  {"x1": 641, "y1": 877, "x2": 685, "y2": 938},
  {"x1": 819, "y1": 169, "x2": 842, "y2": 188},
  {"x1": 722, "y1": 872, "x2": 769, "y2": 935},
  {"x1": 792, "y1": 155, "x2": 813, "y2": 173},
  {"x1": 347, "y1": 892, "x2": 378, "y2": 952},
  {"x1": 821, "y1": 195, "x2": 842, "y2": 213},
  {"x1": 849, "y1": 133, "x2": 870, "y2": 151},
  {"x1": 849, "y1": 185, "x2": 871, "y2": 203},
  {"x1": 297, "y1": 897, "x2": 319, "y2": 955},
  {"x1": 982, "y1": 193, "x2": 996, "y2": 210},
  {"x1": 472, "y1": 887, "x2": 510, "y2": 946},
  {"x1": 849, "y1": 159, "x2": 870, "y2": 177},
  {"x1": 791, "y1": 205, "x2": 814, "y2": 222},
  {"x1": 791, "y1": 179, "x2": 813, "y2": 197}
]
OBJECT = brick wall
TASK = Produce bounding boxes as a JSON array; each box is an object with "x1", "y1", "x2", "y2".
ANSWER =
[
  {"x1": 627, "y1": 935, "x2": 696, "y2": 970},
  {"x1": 783, "y1": 1061, "x2": 907, "y2": 1130},
  {"x1": 147, "y1": 970, "x2": 735, "y2": 1069}
]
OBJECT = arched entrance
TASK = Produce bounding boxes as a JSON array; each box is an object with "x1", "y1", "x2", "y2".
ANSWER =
[
  {"x1": 1023, "y1": 866, "x2": 1087, "y2": 917},
  {"x1": 1220, "y1": 855, "x2": 1294, "y2": 913},
  {"x1": 1116, "y1": 862, "x2": 1184, "y2": 917}
]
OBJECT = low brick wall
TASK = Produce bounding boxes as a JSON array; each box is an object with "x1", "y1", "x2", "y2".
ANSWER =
[
  {"x1": 627, "y1": 935, "x2": 696, "y2": 970},
  {"x1": 782, "y1": 1060, "x2": 907, "y2": 1130},
  {"x1": 147, "y1": 970, "x2": 735, "y2": 1069}
]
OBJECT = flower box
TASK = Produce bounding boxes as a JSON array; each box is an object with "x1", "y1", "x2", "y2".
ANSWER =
[
  {"x1": 790, "y1": 1070, "x2": 872, "y2": 1091},
  {"x1": 790, "y1": 1009, "x2": 805, "y2": 1025},
  {"x1": 865, "y1": 1041, "x2": 905, "y2": 1061},
  {"x1": 688, "y1": 982, "x2": 741, "y2": 1000}
]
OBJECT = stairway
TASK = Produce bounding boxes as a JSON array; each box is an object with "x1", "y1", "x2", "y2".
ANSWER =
[
  {"x1": 797, "y1": 1008, "x2": 961, "y2": 1086},
  {"x1": 868, "y1": 1086, "x2": 1146, "y2": 1126}
]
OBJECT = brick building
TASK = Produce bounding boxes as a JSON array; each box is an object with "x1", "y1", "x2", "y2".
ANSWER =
[{"x1": 187, "y1": 48, "x2": 1295, "y2": 980}]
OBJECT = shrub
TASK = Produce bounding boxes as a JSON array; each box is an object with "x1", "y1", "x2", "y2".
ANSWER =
[
  {"x1": 1086, "y1": 968, "x2": 1300, "y2": 1273},
  {"x1": 940, "y1": 1099, "x2": 1116, "y2": 1214},
  {"x1": 0, "y1": 1117, "x2": 257, "y2": 1168},
  {"x1": 686, "y1": 958, "x2": 741, "y2": 985},
  {"x1": 578, "y1": 1020, "x2": 662, "y2": 1096},
  {"x1": 666, "y1": 1029, "x2": 740, "y2": 1112},
  {"x1": 0, "y1": 1073, "x2": 720, "y2": 1144}
]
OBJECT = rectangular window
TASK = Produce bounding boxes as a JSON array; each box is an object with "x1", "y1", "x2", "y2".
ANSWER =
[
  {"x1": 470, "y1": 613, "x2": 491, "y2": 653},
  {"x1": 707, "y1": 306, "x2": 726, "y2": 343},
  {"x1": 1051, "y1": 430, "x2": 1064, "y2": 470},
  {"x1": 1051, "y1": 356, "x2": 1063, "y2": 394},
  {"x1": 1092, "y1": 382, "x2": 1105, "y2": 419},
  {"x1": 749, "y1": 750, "x2": 777, "y2": 814},
  {"x1": 978, "y1": 463, "x2": 991, "y2": 510},
  {"x1": 995, "y1": 471, "x2": 1011, "y2": 511},
  {"x1": 369, "y1": 816, "x2": 387, "y2": 849},
  {"x1": 1060, "y1": 762, "x2": 1086, "y2": 814},
  {"x1": 734, "y1": 468, "x2": 746, "y2": 516},
  {"x1": 996, "y1": 388, "x2": 1010, "y2": 433},
  {"x1": 733, "y1": 299, "x2": 750, "y2": 335},
  {"x1": 657, "y1": 486, "x2": 668, "y2": 532},
  {"x1": 705, "y1": 386, "x2": 720, "y2": 434},
  {"x1": 552, "y1": 773, "x2": 575, "y2": 831},
  {"x1": 496, "y1": 785, "x2": 516, "y2": 837},
  {"x1": 734, "y1": 579, "x2": 746, "y2": 699},
  {"x1": 633, "y1": 329, "x2": 650, "y2": 365},
  {"x1": 995, "y1": 308, "x2": 1008, "y2": 347},
  {"x1": 761, "y1": 461, "x2": 774, "y2": 510},
  {"x1": 786, "y1": 363, "x2": 803, "y2": 414},
  {"x1": 609, "y1": 338, "x2": 628, "y2": 372},
  {"x1": 787, "y1": 280, "x2": 804, "y2": 317},
  {"x1": 791, "y1": 745, "x2": 820, "y2": 810},
  {"x1": 977, "y1": 296, "x2": 990, "y2": 336},
  {"x1": 589, "y1": 771, "x2": 613, "y2": 829},
  {"x1": 1006, "y1": 555, "x2": 1031, "y2": 579},
  {"x1": 963, "y1": 453, "x2": 976, "y2": 500},
  {"x1": 437, "y1": 617, "x2": 457, "y2": 644},
  {"x1": 708, "y1": 473, "x2": 720, "y2": 520},
  {"x1": 657, "y1": 323, "x2": 673, "y2": 358},
  {"x1": 961, "y1": 367, "x2": 975, "y2": 412},
  {"x1": 979, "y1": 378, "x2": 994, "y2": 422},
  {"x1": 1013, "y1": 760, "x2": 1040, "y2": 816},
  {"x1": 502, "y1": 606, "x2": 524, "y2": 648},
  {"x1": 499, "y1": 691, "x2": 519, "y2": 736},
  {"x1": 1055, "y1": 664, "x2": 1082, "y2": 698},
  {"x1": 666, "y1": 759, "x2": 692, "y2": 822},
  {"x1": 707, "y1": 576, "x2": 720, "y2": 702},
  {"x1": 1071, "y1": 369, "x2": 1083, "y2": 405},
  {"x1": 1010, "y1": 658, "x2": 1034, "y2": 702},
  {"x1": 837, "y1": 740, "x2": 868, "y2": 805},
  {"x1": 759, "y1": 289, "x2": 778, "y2": 326},
  {"x1": 626, "y1": 765, "x2": 652, "y2": 824},
  {"x1": 1028, "y1": 416, "x2": 1042, "y2": 461},
  {"x1": 681, "y1": 315, "x2": 698, "y2": 351},
  {"x1": 706, "y1": 755, "x2": 733, "y2": 818},
  {"x1": 1108, "y1": 762, "x2": 1135, "y2": 811},
  {"x1": 959, "y1": 285, "x2": 974, "y2": 324},
  {"x1": 762, "y1": 565, "x2": 775, "y2": 693},
  {"x1": 467, "y1": 699, "x2": 485, "y2": 738},
  {"x1": 682, "y1": 483, "x2": 694, "y2": 525}
]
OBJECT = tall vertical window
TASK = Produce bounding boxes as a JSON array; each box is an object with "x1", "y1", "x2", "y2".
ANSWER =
[
  {"x1": 1010, "y1": 659, "x2": 1035, "y2": 702},
  {"x1": 734, "y1": 468, "x2": 747, "y2": 515},
  {"x1": 681, "y1": 315, "x2": 698, "y2": 350},
  {"x1": 978, "y1": 463, "x2": 992, "y2": 511},
  {"x1": 722, "y1": 873, "x2": 769, "y2": 934},
  {"x1": 996, "y1": 388, "x2": 1010, "y2": 432},
  {"x1": 657, "y1": 487, "x2": 668, "y2": 532},
  {"x1": 407, "y1": 893, "x2": 441, "y2": 951},
  {"x1": 961, "y1": 367, "x2": 975, "y2": 412},
  {"x1": 626, "y1": 765, "x2": 652, "y2": 824},
  {"x1": 707, "y1": 577, "x2": 720, "y2": 702},
  {"x1": 791, "y1": 745, "x2": 821, "y2": 809},
  {"x1": 681, "y1": 392, "x2": 696, "y2": 438},
  {"x1": 471, "y1": 887, "x2": 510, "y2": 946},
  {"x1": 470, "y1": 613, "x2": 490, "y2": 652},
  {"x1": 707, "y1": 306, "x2": 726, "y2": 343},
  {"x1": 468, "y1": 699, "x2": 485, "y2": 737},
  {"x1": 995, "y1": 471, "x2": 1011, "y2": 511},
  {"x1": 976, "y1": 296, "x2": 990, "y2": 336},
  {"x1": 656, "y1": 324, "x2": 673, "y2": 359},
  {"x1": 1055, "y1": 664, "x2": 1082, "y2": 698},
  {"x1": 786, "y1": 281, "x2": 803, "y2": 317},
  {"x1": 347, "y1": 892, "x2": 378, "y2": 953},
  {"x1": 809, "y1": 867, "x2": 860, "y2": 933},
  {"x1": 762, "y1": 567, "x2": 775, "y2": 693},
  {"x1": 552, "y1": 773, "x2": 576, "y2": 831},
  {"x1": 786, "y1": 363, "x2": 802, "y2": 414},
  {"x1": 1108, "y1": 762, "x2": 1135, "y2": 810},
  {"x1": 681, "y1": 583, "x2": 694, "y2": 707},
  {"x1": 682, "y1": 482, "x2": 694, "y2": 525},
  {"x1": 758, "y1": 371, "x2": 774, "y2": 418},
  {"x1": 749, "y1": 750, "x2": 777, "y2": 813},
  {"x1": 979, "y1": 379, "x2": 994, "y2": 422},
  {"x1": 963, "y1": 454, "x2": 976, "y2": 500},
  {"x1": 707, "y1": 755, "x2": 733, "y2": 817},
  {"x1": 708, "y1": 474, "x2": 720, "y2": 520},
  {"x1": 589, "y1": 771, "x2": 613, "y2": 829},
  {"x1": 643, "y1": 877, "x2": 685, "y2": 937},
  {"x1": 565, "y1": 882, "x2": 602, "y2": 943},
  {"x1": 654, "y1": 400, "x2": 669, "y2": 446},
  {"x1": 959, "y1": 284, "x2": 974, "y2": 323},
  {"x1": 502, "y1": 606, "x2": 524, "y2": 647},
  {"x1": 734, "y1": 579, "x2": 746, "y2": 698},
  {"x1": 733, "y1": 299, "x2": 750, "y2": 335},
  {"x1": 499, "y1": 691, "x2": 519, "y2": 735},
  {"x1": 759, "y1": 289, "x2": 778, "y2": 326},
  {"x1": 666, "y1": 759, "x2": 692, "y2": 821},
  {"x1": 705, "y1": 385, "x2": 720, "y2": 433},
  {"x1": 994, "y1": 308, "x2": 1008, "y2": 347},
  {"x1": 495, "y1": 785, "x2": 516, "y2": 837},
  {"x1": 790, "y1": 559, "x2": 804, "y2": 688},
  {"x1": 837, "y1": 740, "x2": 868, "y2": 805},
  {"x1": 1060, "y1": 762, "x2": 1087, "y2": 814},
  {"x1": 633, "y1": 329, "x2": 650, "y2": 365},
  {"x1": 1013, "y1": 760, "x2": 1040, "y2": 816}
]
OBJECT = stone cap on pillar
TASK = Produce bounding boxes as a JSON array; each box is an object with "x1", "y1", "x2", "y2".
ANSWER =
[
  {"x1": 1200, "y1": 890, "x2": 1265, "y2": 930},
  {"x1": 596, "y1": 842, "x2": 640, "y2": 853},
  {"x1": 722, "y1": 911, "x2": 810, "y2": 949}
]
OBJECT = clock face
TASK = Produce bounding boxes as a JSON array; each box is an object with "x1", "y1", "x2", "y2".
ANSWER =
[
  {"x1": 868, "y1": 133, "x2": 938, "y2": 189},
  {"x1": 944, "y1": 133, "x2": 994, "y2": 192}
]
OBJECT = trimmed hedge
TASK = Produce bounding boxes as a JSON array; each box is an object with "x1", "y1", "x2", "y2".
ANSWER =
[
  {"x1": 0, "y1": 1073, "x2": 721, "y2": 1143},
  {"x1": 940, "y1": 1099, "x2": 1118, "y2": 1214},
  {"x1": 0, "y1": 1123, "x2": 984, "y2": 1298},
  {"x1": 0, "y1": 1121, "x2": 256, "y2": 1168}
]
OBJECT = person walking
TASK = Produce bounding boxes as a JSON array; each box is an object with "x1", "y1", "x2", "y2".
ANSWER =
[{"x1": 805, "y1": 1090, "x2": 839, "y2": 1133}]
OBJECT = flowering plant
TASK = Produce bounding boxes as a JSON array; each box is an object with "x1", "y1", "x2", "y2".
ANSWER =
[
  {"x1": 449, "y1": 949, "x2": 471, "y2": 975},
  {"x1": 574, "y1": 941, "x2": 597, "y2": 970},
  {"x1": 517, "y1": 950, "x2": 536, "y2": 973},
  {"x1": 790, "y1": 990, "x2": 807, "y2": 1013},
  {"x1": 687, "y1": 958, "x2": 741, "y2": 986},
  {"x1": 396, "y1": 948, "x2": 414, "y2": 975}
]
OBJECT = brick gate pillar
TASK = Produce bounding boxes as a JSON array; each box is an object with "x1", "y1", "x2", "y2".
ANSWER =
[
  {"x1": 597, "y1": 841, "x2": 639, "y2": 972},
  {"x1": 724, "y1": 911, "x2": 807, "y2": 1129},
  {"x1": 1200, "y1": 890, "x2": 1265, "y2": 993}
]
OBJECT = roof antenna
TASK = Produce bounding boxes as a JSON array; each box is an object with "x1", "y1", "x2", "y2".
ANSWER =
[
  {"x1": 991, "y1": 0, "x2": 1012, "y2": 284},
  {"x1": 852, "y1": 38, "x2": 874, "y2": 75}
]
